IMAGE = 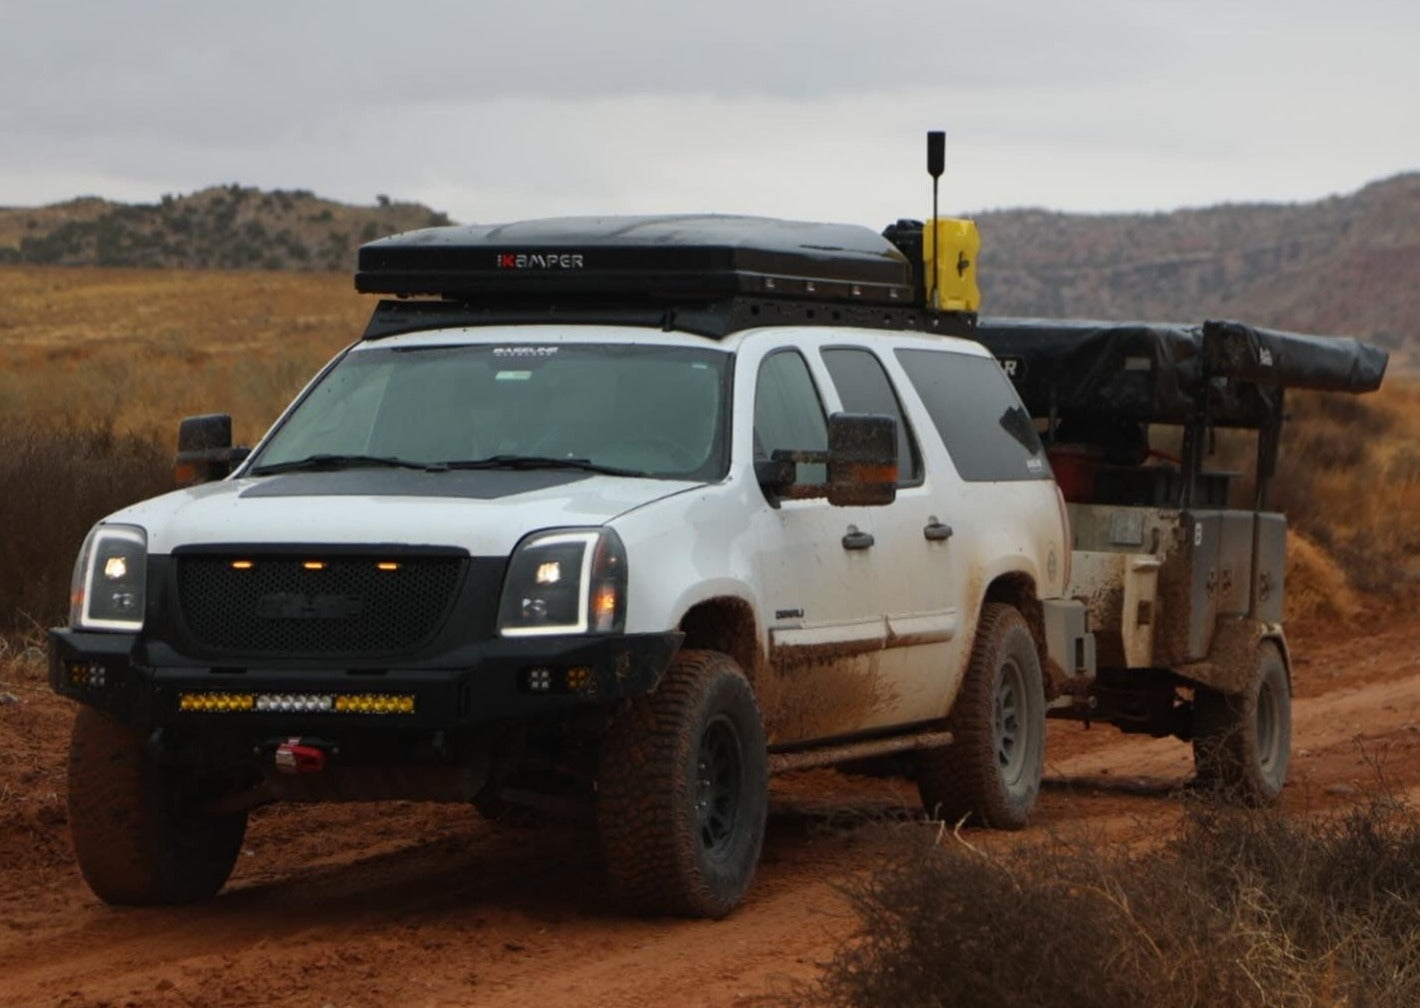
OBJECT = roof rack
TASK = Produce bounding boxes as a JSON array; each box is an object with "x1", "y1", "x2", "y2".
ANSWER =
[{"x1": 361, "y1": 295, "x2": 975, "y2": 341}]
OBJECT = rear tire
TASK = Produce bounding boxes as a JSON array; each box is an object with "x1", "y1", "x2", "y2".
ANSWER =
[
  {"x1": 67, "y1": 706, "x2": 246, "y2": 905},
  {"x1": 917, "y1": 603, "x2": 1045, "y2": 829},
  {"x1": 597, "y1": 649, "x2": 767, "y2": 918},
  {"x1": 1193, "y1": 640, "x2": 1291, "y2": 804}
]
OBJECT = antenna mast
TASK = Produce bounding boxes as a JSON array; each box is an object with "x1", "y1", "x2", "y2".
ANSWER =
[{"x1": 926, "y1": 130, "x2": 945, "y2": 310}]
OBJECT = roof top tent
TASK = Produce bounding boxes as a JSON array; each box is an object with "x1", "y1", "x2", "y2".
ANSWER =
[
  {"x1": 973, "y1": 317, "x2": 1390, "y2": 511},
  {"x1": 354, "y1": 213, "x2": 979, "y2": 342}
]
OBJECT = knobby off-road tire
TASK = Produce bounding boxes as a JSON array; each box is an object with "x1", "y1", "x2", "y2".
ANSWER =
[
  {"x1": 917, "y1": 603, "x2": 1045, "y2": 830},
  {"x1": 597, "y1": 649, "x2": 768, "y2": 918},
  {"x1": 67, "y1": 706, "x2": 247, "y2": 905},
  {"x1": 1193, "y1": 640, "x2": 1291, "y2": 804}
]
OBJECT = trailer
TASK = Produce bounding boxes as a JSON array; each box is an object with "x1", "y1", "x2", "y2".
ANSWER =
[{"x1": 975, "y1": 316, "x2": 1388, "y2": 800}]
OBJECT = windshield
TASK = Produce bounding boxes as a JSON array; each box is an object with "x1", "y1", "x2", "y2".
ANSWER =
[{"x1": 249, "y1": 341, "x2": 732, "y2": 481}]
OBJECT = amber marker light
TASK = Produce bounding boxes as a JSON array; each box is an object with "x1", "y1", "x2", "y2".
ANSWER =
[
  {"x1": 230, "y1": 560, "x2": 254, "y2": 570},
  {"x1": 302, "y1": 560, "x2": 327, "y2": 571},
  {"x1": 376, "y1": 562, "x2": 400, "y2": 572}
]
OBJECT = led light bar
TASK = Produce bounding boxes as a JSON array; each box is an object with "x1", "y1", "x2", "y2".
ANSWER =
[{"x1": 178, "y1": 691, "x2": 416, "y2": 715}]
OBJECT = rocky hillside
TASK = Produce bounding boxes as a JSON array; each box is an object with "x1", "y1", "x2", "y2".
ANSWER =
[
  {"x1": 3, "y1": 174, "x2": 1416, "y2": 356},
  {"x1": 975, "y1": 172, "x2": 1420, "y2": 355},
  {"x1": 0, "y1": 186, "x2": 450, "y2": 271}
]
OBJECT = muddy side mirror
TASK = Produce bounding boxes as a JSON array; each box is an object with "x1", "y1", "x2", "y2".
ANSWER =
[
  {"x1": 175, "y1": 413, "x2": 249, "y2": 486},
  {"x1": 826, "y1": 413, "x2": 898, "y2": 507}
]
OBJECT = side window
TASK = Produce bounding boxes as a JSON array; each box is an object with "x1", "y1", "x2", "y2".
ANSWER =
[
  {"x1": 895, "y1": 349, "x2": 1049, "y2": 482},
  {"x1": 821, "y1": 347, "x2": 923, "y2": 485},
  {"x1": 754, "y1": 350, "x2": 828, "y2": 484}
]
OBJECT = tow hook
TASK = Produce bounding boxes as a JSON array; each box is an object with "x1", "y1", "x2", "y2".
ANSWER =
[{"x1": 270, "y1": 737, "x2": 337, "y2": 775}]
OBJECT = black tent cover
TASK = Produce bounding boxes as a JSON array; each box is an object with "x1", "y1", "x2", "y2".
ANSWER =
[
  {"x1": 974, "y1": 317, "x2": 1389, "y2": 428},
  {"x1": 356, "y1": 214, "x2": 915, "y2": 305}
]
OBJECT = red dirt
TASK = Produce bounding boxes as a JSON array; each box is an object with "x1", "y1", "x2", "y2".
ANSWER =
[{"x1": 2, "y1": 614, "x2": 1419, "y2": 1008}]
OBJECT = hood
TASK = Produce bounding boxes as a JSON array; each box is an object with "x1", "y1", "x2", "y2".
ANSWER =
[{"x1": 109, "y1": 468, "x2": 700, "y2": 556}]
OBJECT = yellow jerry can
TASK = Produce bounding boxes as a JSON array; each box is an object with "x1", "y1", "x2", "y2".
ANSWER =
[{"x1": 922, "y1": 217, "x2": 981, "y2": 313}]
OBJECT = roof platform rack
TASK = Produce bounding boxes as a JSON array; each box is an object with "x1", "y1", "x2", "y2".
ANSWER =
[{"x1": 360, "y1": 295, "x2": 974, "y2": 342}]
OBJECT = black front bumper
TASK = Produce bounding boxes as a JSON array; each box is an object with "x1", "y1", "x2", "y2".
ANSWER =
[{"x1": 50, "y1": 628, "x2": 682, "y2": 734}]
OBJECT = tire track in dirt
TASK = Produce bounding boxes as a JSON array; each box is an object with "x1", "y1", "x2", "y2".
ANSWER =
[{"x1": 2, "y1": 618, "x2": 1418, "y2": 1008}]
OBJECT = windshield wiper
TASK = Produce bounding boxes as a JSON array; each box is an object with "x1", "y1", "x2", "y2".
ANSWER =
[
  {"x1": 439, "y1": 455, "x2": 648, "y2": 477},
  {"x1": 249, "y1": 453, "x2": 439, "y2": 476}
]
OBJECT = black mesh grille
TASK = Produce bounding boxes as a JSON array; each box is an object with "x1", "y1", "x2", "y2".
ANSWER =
[{"x1": 177, "y1": 553, "x2": 464, "y2": 657}]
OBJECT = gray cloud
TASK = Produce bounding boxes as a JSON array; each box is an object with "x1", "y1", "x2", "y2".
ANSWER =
[{"x1": 1, "y1": 0, "x2": 1417, "y2": 220}]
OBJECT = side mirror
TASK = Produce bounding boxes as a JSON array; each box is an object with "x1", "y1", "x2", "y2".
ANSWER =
[
  {"x1": 175, "y1": 413, "x2": 250, "y2": 486},
  {"x1": 827, "y1": 413, "x2": 897, "y2": 507}
]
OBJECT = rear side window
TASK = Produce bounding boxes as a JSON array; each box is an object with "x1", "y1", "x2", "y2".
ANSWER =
[
  {"x1": 821, "y1": 347, "x2": 922, "y2": 484},
  {"x1": 895, "y1": 349, "x2": 1049, "y2": 482}
]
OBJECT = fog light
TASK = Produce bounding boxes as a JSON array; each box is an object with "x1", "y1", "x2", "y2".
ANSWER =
[
  {"x1": 565, "y1": 666, "x2": 592, "y2": 692},
  {"x1": 526, "y1": 667, "x2": 552, "y2": 692},
  {"x1": 68, "y1": 662, "x2": 107, "y2": 688}
]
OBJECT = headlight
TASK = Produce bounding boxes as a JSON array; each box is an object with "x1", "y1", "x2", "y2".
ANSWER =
[
  {"x1": 70, "y1": 524, "x2": 148, "y2": 631},
  {"x1": 498, "y1": 528, "x2": 626, "y2": 636}
]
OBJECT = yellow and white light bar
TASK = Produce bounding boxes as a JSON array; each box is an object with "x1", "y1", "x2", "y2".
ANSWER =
[{"x1": 179, "y1": 691, "x2": 416, "y2": 715}]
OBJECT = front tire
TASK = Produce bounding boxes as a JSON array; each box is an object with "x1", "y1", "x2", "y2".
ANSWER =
[
  {"x1": 917, "y1": 603, "x2": 1045, "y2": 829},
  {"x1": 1193, "y1": 640, "x2": 1291, "y2": 803},
  {"x1": 596, "y1": 649, "x2": 768, "y2": 918},
  {"x1": 67, "y1": 706, "x2": 247, "y2": 905}
]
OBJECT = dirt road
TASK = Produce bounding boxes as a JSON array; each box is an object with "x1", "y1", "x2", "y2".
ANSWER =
[{"x1": 2, "y1": 617, "x2": 1418, "y2": 1008}]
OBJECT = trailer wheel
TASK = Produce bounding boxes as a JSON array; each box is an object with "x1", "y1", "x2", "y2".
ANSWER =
[
  {"x1": 917, "y1": 603, "x2": 1045, "y2": 829},
  {"x1": 597, "y1": 650, "x2": 767, "y2": 918},
  {"x1": 67, "y1": 706, "x2": 246, "y2": 905},
  {"x1": 1193, "y1": 641, "x2": 1291, "y2": 804}
]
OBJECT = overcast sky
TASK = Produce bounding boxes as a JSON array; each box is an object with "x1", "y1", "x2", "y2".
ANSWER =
[{"x1": 2, "y1": 0, "x2": 1417, "y2": 227}]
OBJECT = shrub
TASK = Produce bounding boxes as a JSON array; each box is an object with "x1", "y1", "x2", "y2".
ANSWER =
[
  {"x1": 784, "y1": 795, "x2": 1420, "y2": 1007},
  {"x1": 0, "y1": 423, "x2": 170, "y2": 633}
]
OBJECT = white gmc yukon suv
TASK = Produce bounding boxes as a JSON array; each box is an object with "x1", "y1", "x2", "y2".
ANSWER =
[{"x1": 51, "y1": 213, "x2": 1093, "y2": 917}]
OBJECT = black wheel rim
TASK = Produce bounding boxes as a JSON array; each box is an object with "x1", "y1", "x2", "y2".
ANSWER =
[{"x1": 696, "y1": 714, "x2": 743, "y2": 859}]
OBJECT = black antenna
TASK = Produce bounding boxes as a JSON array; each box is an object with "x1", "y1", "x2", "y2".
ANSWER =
[{"x1": 926, "y1": 131, "x2": 945, "y2": 310}]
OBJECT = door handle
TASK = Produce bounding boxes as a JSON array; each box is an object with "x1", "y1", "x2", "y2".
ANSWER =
[
  {"x1": 923, "y1": 518, "x2": 954, "y2": 542},
  {"x1": 842, "y1": 527, "x2": 875, "y2": 550}
]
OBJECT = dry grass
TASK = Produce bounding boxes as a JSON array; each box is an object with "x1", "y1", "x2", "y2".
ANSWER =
[
  {"x1": 0, "y1": 266, "x2": 368, "y2": 632},
  {"x1": 0, "y1": 265, "x2": 362, "y2": 443},
  {"x1": 1271, "y1": 381, "x2": 1420, "y2": 596},
  {"x1": 774, "y1": 795, "x2": 1420, "y2": 1008},
  {"x1": 1285, "y1": 530, "x2": 1364, "y2": 625}
]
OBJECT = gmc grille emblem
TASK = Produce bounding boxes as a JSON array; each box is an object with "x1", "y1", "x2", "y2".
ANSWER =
[{"x1": 257, "y1": 593, "x2": 364, "y2": 620}]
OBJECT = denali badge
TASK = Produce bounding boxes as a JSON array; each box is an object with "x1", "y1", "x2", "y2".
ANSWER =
[
  {"x1": 495, "y1": 252, "x2": 585, "y2": 269},
  {"x1": 257, "y1": 593, "x2": 364, "y2": 620}
]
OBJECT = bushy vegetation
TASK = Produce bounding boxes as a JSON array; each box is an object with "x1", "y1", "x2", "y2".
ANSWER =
[
  {"x1": 783, "y1": 795, "x2": 1420, "y2": 1008},
  {"x1": 0, "y1": 424, "x2": 170, "y2": 632},
  {"x1": 1272, "y1": 382, "x2": 1420, "y2": 595},
  {"x1": 1, "y1": 186, "x2": 451, "y2": 271}
]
